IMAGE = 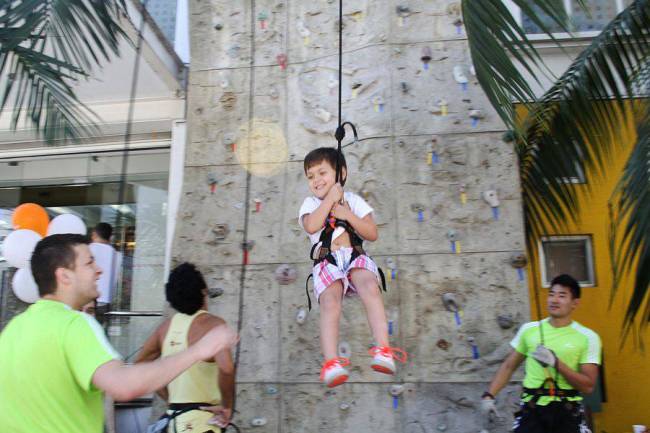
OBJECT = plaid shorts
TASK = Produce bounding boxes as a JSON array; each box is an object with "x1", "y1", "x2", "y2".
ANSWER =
[{"x1": 312, "y1": 247, "x2": 380, "y2": 302}]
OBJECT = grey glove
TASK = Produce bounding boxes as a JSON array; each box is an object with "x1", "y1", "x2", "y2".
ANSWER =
[
  {"x1": 532, "y1": 344, "x2": 557, "y2": 368},
  {"x1": 480, "y1": 397, "x2": 499, "y2": 419}
]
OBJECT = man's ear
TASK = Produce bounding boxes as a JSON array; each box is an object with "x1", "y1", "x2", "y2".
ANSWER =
[{"x1": 54, "y1": 267, "x2": 72, "y2": 288}]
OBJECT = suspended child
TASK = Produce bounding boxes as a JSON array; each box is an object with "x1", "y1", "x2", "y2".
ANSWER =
[{"x1": 299, "y1": 147, "x2": 406, "y2": 387}]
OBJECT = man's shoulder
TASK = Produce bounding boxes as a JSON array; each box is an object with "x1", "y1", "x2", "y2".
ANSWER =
[
  {"x1": 195, "y1": 312, "x2": 226, "y2": 329},
  {"x1": 518, "y1": 320, "x2": 542, "y2": 333},
  {"x1": 570, "y1": 321, "x2": 601, "y2": 344}
]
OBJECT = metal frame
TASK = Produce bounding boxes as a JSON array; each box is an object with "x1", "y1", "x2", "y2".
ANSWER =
[{"x1": 538, "y1": 234, "x2": 596, "y2": 287}]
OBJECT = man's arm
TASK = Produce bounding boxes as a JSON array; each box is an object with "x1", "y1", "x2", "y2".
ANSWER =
[
  {"x1": 93, "y1": 325, "x2": 237, "y2": 402},
  {"x1": 216, "y1": 348, "x2": 235, "y2": 411},
  {"x1": 134, "y1": 319, "x2": 169, "y2": 400},
  {"x1": 486, "y1": 350, "x2": 526, "y2": 397},
  {"x1": 556, "y1": 362, "x2": 598, "y2": 394}
]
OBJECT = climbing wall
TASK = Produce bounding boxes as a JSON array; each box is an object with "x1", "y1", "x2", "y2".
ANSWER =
[{"x1": 176, "y1": 1, "x2": 529, "y2": 431}]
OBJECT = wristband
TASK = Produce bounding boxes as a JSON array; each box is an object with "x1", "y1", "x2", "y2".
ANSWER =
[{"x1": 482, "y1": 391, "x2": 495, "y2": 399}]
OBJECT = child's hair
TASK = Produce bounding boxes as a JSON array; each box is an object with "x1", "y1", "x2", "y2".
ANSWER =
[{"x1": 304, "y1": 147, "x2": 347, "y2": 179}]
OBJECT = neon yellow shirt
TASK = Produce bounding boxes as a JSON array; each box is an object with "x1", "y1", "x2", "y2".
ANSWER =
[
  {"x1": 0, "y1": 299, "x2": 120, "y2": 433},
  {"x1": 510, "y1": 318, "x2": 601, "y2": 405}
]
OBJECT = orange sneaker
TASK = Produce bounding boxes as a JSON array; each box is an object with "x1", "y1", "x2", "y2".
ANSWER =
[
  {"x1": 320, "y1": 357, "x2": 350, "y2": 388},
  {"x1": 369, "y1": 346, "x2": 408, "y2": 375}
]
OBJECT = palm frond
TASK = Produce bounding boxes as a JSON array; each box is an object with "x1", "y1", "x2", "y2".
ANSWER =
[
  {"x1": 608, "y1": 104, "x2": 650, "y2": 336},
  {"x1": 0, "y1": 0, "x2": 126, "y2": 143},
  {"x1": 520, "y1": 0, "x2": 650, "y2": 258},
  {"x1": 462, "y1": 0, "x2": 573, "y2": 129}
]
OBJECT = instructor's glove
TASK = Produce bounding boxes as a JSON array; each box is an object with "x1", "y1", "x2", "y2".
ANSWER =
[
  {"x1": 480, "y1": 397, "x2": 499, "y2": 419},
  {"x1": 532, "y1": 344, "x2": 557, "y2": 368}
]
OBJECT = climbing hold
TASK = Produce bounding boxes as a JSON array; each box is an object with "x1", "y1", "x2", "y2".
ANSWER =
[
  {"x1": 223, "y1": 132, "x2": 236, "y2": 152},
  {"x1": 253, "y1": 198, "x2": 262, "y2": 213},
  {"x1": 269, "y1": 85, "x2": 279, "y2": 99},
  {"x1": 453, "y1": 17, "x2": 463, "y2": 34},
  {"x1": 265, "y1": 385, "x2": 278, "y2": 395},
  {"x1": 212, "y1": 224, "x2": 229, "y2": 242},
  {"x1": 314, "y1": 107, "x2": 332, "y2": 123},
  {"x1": 388, "y1": 307, "x2": 398, "y2": 336},
  {"x1": 207, "y1": 173, "x2": 218, "y2": 194},
  {"x1": 220, "y1": 77, "x2": 229, "y2": 89},
  {"x1": 338, "y1": 341, "x2": 351, "y2": 359},
  {"x1": 295, "y1": 307, "x2": 308, "y2": 325},
  {"x1": 372, "y1": 95, "x2": 385, "y2": 113},
  {"x1": 339, "y1": 402, "x2": 351, "y2": 411},
  {"x1": 389, "y1": 384, "x2": 405, "y2": 396},
  {"x1": 428, "y1": 136, "x2": 439, "y2": 164},
  {"x1": 207, "y1": 287, "x2": 224, "y2": 298},
  {"x1": 400, "y1": 81, "x2": 410, "y2": 94},
  {"x1": 436, "y1": 338, "x2": 450, "y2": 350},
  {"x1": 510, "y1": 251, "x2": 527, "y2": 281},
  {"x1": 482, "y1": 189, "x2": 500, "y2": 220},
  {"x1": 257, "y1": 11, "x2": 269, "y2": 29},
  {"x1": 469, "y1": 109, "x2": 485, "y2": 127},
  {"x1": 467, "y1": 336, "x2": 480, "y2": 359},
  {"x1": 275, "y1": 264, "x2": 297, "y2": 285},
  {"x1": 276, "y1": 53, "x2": 288, "y2": 71},
  {"x1": 453, "y1": 65, "x2": 468, "y2": 91},
  {"x1": 250, "y1": 417, "x2": 267, "y2": 427},
  {"x1": 446, "y1": 230, "x2": 461, "y2": 254},
  {"x1": 497, "y1": 314, "x2": 515, "y2": 329},
  {"x1": 438, "y1": 99, "x2": 449, "y2": 116},
  {"x1": 442, "y1": 292, "x2": 462, "y2": 325},
  {"x1": 351, "y1": 82, "x2": 362, "y2": 99},
  {"x1": 386, "y1": 257, "x2": 398, "y2": 280},
  {"x1": 411, "y1": 204, "x2": 425, "y2": 222},
  {"x1": 421, "y1": 46, "x2": 432, "y2": 70},
  {"x1": 396, "y1": 5, "x2": 410, "y2": 26},
  {"x1": 459, "y1": 184, "x2": 467, "y2": 205},
  {"x1": 297, "y1": 21, "x2": 311, "y2": 45}
]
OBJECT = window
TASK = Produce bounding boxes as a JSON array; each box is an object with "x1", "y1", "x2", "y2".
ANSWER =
[
  {"x1": 539, "y1": 235, "x2": 596, "y2": 287},
  {"x1": 506, "y1": 0, "x2": 632, "y2": 37}
]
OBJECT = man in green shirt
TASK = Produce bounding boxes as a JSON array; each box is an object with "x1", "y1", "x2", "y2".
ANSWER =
[
  {"x1": 0, "y1": 234, "x2": 238, "y2": 433},
  {"x1": 481, "y1": 274, "x2": 601, "y2": 433}
]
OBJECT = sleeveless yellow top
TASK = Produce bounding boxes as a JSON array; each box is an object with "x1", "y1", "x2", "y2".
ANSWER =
[{"x1": 161, "y1": 310, "x2": 221, "y2": 404}]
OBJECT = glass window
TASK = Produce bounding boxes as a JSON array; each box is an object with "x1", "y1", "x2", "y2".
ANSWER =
[
  {"x1": 539, "y1": 235, "x2": 596, "y2": 286},
  {"x1": 519, "y1": 0, "x2": 627, "y2": 35},
  {"x1": 0, "y1": 149, "x2": 170, "y2": 355}
]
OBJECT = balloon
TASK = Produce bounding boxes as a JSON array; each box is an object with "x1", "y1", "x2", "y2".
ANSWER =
[
  {"x1": 12, "y1": 203, "x2": 49, "y2": 237},
  {"x1": 12, "y1": 268, "x2": 40, "y2": 303},
  {"x1": 47, "y1": 214, "x2": 87, "y2": 236},
  {"x1": 1, "y1": 229, "x2": 42, "y2": 269}
]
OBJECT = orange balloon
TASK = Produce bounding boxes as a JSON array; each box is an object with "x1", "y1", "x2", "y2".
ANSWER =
[{"x1": 12, "y1": 203, "x2": 49, "y2": 237}]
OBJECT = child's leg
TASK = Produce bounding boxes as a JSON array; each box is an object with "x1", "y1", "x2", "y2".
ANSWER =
[
  {"x1": 349, "y1": 268, "x2": 389, "y2": 347},
  {"x1": 318, "y1": 280, "x2": 344, "y2": 360}
]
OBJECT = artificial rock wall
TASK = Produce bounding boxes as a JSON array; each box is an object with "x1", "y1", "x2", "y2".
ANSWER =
[{"x1": 174, "y1": 1, "x2": 529, "y2": 432}]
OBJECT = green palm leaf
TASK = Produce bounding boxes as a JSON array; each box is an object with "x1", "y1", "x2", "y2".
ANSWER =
[
  {"x1": 0, "y1": 0, "x2": 126, "y2": 142},
  {"x1": 609, "y1": 103, "x2": 650, "y2": 336},
  {"x1": 464, "y1": 0, "x2": 650, "y2": 332}
]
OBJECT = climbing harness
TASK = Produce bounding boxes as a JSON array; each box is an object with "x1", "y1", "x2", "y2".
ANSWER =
[{"x1": 303, "y1": 0, "x2": 387, "y2": 310}]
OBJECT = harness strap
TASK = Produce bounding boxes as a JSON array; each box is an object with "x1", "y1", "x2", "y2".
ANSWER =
[
  {"x1": 305, "y1": 274, "x2": 313, "y2": 311},
  {"x1": 523, "y1": 387, "x2": 580, "y2": 398}
]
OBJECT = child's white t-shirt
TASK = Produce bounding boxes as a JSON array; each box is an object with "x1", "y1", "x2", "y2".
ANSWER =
[{"x1": 298, "y1": 191, "x2": 374, "y2": 246}]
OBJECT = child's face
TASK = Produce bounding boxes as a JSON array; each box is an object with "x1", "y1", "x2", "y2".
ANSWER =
[{"x1": 305, "y1": 160, "x2": 337, "y2": 199}]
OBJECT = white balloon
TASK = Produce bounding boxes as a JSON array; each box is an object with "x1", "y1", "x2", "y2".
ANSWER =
[
  {"x1": 12, "y1": 268, "x2": 40, "y2": 303},
  {"x1": 47, "y1": 214, "x2": 87, "y2": 236},
  {"x1": 1, "y1": 229, "x2": 42, "y2": 269}
]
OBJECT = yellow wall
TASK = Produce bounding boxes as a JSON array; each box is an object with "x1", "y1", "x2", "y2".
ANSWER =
[{"x1": 523, "y1": 114, "x2": 649, "y2": 433}]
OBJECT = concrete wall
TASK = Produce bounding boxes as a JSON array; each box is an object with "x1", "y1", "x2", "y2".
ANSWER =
[{"x1": 177, "y1": 1, "x2": 529, "y2": 431}]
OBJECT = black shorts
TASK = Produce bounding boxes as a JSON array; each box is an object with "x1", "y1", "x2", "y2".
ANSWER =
[{"x1": 513, "y1": 401, "x2": 591, "y2": 433}]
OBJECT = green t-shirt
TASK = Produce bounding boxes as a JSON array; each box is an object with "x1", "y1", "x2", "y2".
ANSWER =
[
  {"x1": 0, "y1": 299, "x2": 120, "y2": 433},
  {"x1": 510, "y1": 318, "x2": 601, "y2": 405}
]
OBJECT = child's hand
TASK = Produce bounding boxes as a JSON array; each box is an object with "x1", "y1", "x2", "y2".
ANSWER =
[
  {"x1": 326, "y1": 183, "x2": 344, "y2": 204},
  {"x1": 331, "y1": 201, "x2": 353, "y2": 221}
]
